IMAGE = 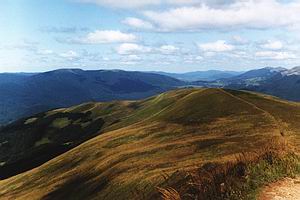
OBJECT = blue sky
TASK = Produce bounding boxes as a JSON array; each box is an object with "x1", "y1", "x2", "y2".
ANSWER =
[{"x1": 1, "y1": 0, "x2": 300, "y2": 73}]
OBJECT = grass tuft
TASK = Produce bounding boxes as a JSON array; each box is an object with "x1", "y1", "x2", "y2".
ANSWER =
[
  {"x1": 158, "y1": 187, "x2": 181, "y2": 200},
  {"x1": 159, "y1": 139, "x2": 300, "y2": 200}
]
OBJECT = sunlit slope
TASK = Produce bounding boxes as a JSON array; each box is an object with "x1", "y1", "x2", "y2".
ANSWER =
[
  {"x1": 0, "y1": 88, "x2": 299, "y2": 200},
  {"x1": 225, "y1": 89, "x2": 300, "y2": 151}
]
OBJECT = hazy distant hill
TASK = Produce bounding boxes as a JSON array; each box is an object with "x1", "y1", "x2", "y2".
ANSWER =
[
  {"x1": 152, "y1": 70, "x2": 243, "y2": 81},
  {"x1": 190, "y1": 67, "x2": 300, "y2": 102},
  {"x1": 0, "y1": 69, "x2": 184, "y2": 125},
  {"x1": 222, "y1": 67, "x2": 286, "y2": 87},
  {"x1": 249, "y1": 66, "x2": 300, "y2": 101},
  {"x1": 0, "y1": 88, "x2": 299, "y2": 199},
  {"x1": 219, "y1": 67, "x2": 300, "y2": 101}
]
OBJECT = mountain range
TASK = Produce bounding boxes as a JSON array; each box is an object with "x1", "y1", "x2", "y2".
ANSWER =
[
  {"x1": 151, "y1": 70, "x2": 243, "y2": 81},
  {"x1": 0, "y1": 66, "x2": 300, "y2": 126},
  {"x1": 193, "y1": 66, "x2": 300, "y2": 101},
  {"x1": 0, "y1": 69, "x2": 183, "y2": 126}
]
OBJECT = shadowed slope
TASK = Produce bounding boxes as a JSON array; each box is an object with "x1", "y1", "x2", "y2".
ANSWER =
[
  {"x1": 0, "y1": 88, "x2": 299, "y2": 200},
  {"x1": 0, "y1": 89, "x2": 194, "y2": 179}
]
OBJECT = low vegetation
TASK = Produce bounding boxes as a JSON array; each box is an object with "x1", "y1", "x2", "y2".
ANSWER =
[{"x1": 158, "y1": 139, "x2": 300, "y2": 200}]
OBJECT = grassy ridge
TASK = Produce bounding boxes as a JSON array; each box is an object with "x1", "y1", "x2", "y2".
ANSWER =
[{"x1": 0, "y1": 88, "x2": 299, "y2": 199}]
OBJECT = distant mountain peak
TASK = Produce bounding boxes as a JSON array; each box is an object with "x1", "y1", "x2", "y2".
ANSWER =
[
  {"x1": 281, "y1": 66, "x2": 300, "y2": 76},
  {"x1": 268, "y1": 67, "x2": 286, "y2": 72},
  {"x1": 52, "y1": 68, "x2": 84, "y2": 73},
  {"x1": 258, "y1": 67, "x2": 286, "y2": 72}
]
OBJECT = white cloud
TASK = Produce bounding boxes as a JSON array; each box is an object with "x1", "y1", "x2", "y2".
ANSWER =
[
  {"x1": 255, "y1": 51, "x2": 296, "y2": 60},
  {"x1": 195, "y1": 55, "x2": 203, "y2": 60},
  {"x1": 260, "y1": 40, "x2": 283, "y2": 50},
  {"x1": 116, "y1": 43, "x2": 151, "y2": 54},
  {"x1": 159, "y1": 45, "x2": 179, "y2": 54},
  {"x1": 102, "y1": 56, "x2": 110, "y2": 61},
  {"x1": 80, "y1": 30, "x2": 137, "y2": 44},
  {"x1": 142, "y1": 1, "x2": 300, "y2": 31},
  {"x1": 7, "y1": 40, "x2": 38, "y2": 51},
  {"x1": 122, "y1": 17, "x2": 154, "y2": 30},
  {"x1": 36, "y1": 49, "x2": 54, "y2": 55},
  {"x1": 126, "y1": 55, "x2": 142, "y2": 61},
  {"x1": 59, "y1": 50, "x2": 80, "y2": 60},
  {"x1": 184, "y1": 55, "x2": 203, "y2": 63},
  {"x1": 117, "y1": 43, "x2": 179, "y2": 55},
  {"x1": 78, "y1": 0, "x2": 160, "y2": 8},
  {"x1": 77, "y1": 0, "x2": 237, "y2": 8},
  {"x1": 198, "y1": 40, "x2": 234, "y2": 52},
  {"x1": 231, "y1": 51, "x2": 249, "y2": 59},
  {"x1": 232, "y1": 35, "x2": 248, "y2": 45}
]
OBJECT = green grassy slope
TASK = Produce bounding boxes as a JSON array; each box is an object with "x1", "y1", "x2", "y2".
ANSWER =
[
  {"x1": 0, "y1": 88, "x2": 299, "y2": 200},
  {"x1": 0, "y1": 100, "x2": 139, "y2": 178},
  {"x1": 0, "y1": 89, "x2": 195, "y2": 178}
]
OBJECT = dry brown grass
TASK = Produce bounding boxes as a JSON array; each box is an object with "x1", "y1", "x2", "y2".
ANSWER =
[
  {"x1": 158, "y1": 138, "x2": 299, "y2": 200},
  {"x1": 0, "y1": 89, "x2": 299, "y2": 200},
  {"x1": 158, "y1": 187, "x2": 181, "y2": 200}
]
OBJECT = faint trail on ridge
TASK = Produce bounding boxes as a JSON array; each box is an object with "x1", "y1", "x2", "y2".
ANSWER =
[{"x1": 259, "y1": 177, "x2": 300, "y2": 200}]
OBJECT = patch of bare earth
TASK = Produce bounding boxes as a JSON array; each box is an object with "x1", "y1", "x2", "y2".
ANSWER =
[{"x1": 259, "y1": 177, "x2": 300, "y2": 200}]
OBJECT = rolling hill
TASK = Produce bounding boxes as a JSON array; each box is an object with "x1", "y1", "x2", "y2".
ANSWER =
[
  {"x1": 0, "y1": 88, "x2": 299, "y2": 200},
  {"x1": 0, "y1": 69, "x2": 184, "y2": 126}
]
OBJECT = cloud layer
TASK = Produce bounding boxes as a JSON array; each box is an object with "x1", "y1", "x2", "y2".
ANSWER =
[
  {"x1": 77, "y1": 0, "x2": 238, "y2": 8},
  {"x1": 128, "y1": 0, "x2": 300, "y2": 31},
  {"x1": 198, "y1": 40, "x2": 234, "y2": 52},
  {"x1": 80, "y1": 30, "x2": 137, "y2": 44}
]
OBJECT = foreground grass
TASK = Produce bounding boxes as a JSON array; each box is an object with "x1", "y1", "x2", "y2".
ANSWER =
[{"x1": 158, "y1": 139, "x2": 300, "y2": 200}]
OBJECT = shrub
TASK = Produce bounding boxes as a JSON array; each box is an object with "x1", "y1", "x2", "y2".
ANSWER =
[{"x1": 158, "y1": 139, "x2": 300, "y2": 200}]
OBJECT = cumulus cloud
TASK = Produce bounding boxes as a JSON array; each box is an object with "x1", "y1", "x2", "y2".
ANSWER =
[
  {"x1": 36, "y1": 49, "x2": 54, "y2": 55},
  {"x1": 7, "y1": 40, "x2": 38, "y2": 51},
  {"x1": 125, "y1": 55, "x2": 142, "y2": 61},
  {"x1": 122, "y1": 17, "x2": 154, "y2": 30},
  {"x1": 198, "y1": 40, "x2": 234, "y2": 52},
  {"x1": 260, "y1": 40, "x2": 284, "y2": 50},
  {"x1": 59, "y1": 50, "x2": 80, "y2": 60},
  {"x1": 77, "y1": 0, "x2": 160, "y2": 8},
  {"x1": 255, "y1": 51, "x2": 296, "y2": 60},
  {"x1": 232, "y1": 35, "x2": 249, "y2": 45},
  {"x1": 184, "y1": 55, "x2": 203, "y2": 63},
  {"x1": 141, "y1": 0, "x2": 300, "y2": 31},
  {"x1": 79, "y1": 30, "x2": 137, "y2": 44},
  {"x1": 116, "y1": 43, "x2": 151, "y2": 54},
  {"x1": 77, "y1": 0, "x2": 238, "y2": 8},
  {"x1": 40, "y1": 26, "x2": 89, "y2": 33},
  {"x1": 159, "y1": 45, "x2": 179, "y2": 54},
  {"x1": 116, "y1": 43, "x2": 180, "y2": 56}
]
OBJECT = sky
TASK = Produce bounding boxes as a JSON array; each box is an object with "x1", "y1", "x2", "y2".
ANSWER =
[{"x1": 1, "y1": 0, "x2": 300, "y2": 73}]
